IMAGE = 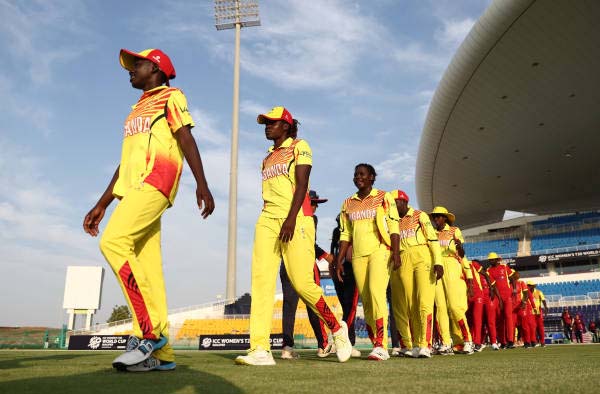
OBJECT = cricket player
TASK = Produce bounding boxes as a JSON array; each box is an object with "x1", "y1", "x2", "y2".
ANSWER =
[
  {"x1": 235, "y1": 107, "x2": 352, "y2": 366},
  {"x1": 486, "y1": 252, "x2": 517, "y2": 349},
  {"x1": 83, "y1": 48, "x2": 215, "y2": 372},
  {"x1": 430, "y1": 206, "x2": 474, "y2": 355},
  {"x1": 336, "y1": 164, "x2": 401, "y2": 361},
  {"x1": 393, "y1": 191, "x2": 444, "y2": 358},
  {"x1": 528, "y1": 281, "x2": 548, "y2": 346},
  {"x1": 514, "y1": 278, "x2": 537, "y2": 348},
  {"x1": 467, "y1": 260, "x2": 485, "y2": 351}
]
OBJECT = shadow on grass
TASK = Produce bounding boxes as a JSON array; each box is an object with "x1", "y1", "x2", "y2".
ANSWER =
[
  {"x1": 0, "y1": 353, "x2": 90, "y2": 370},
  {"x1": 210, "y1": 349, "x2": 341, "y2": 363},
  {"x1": 0, "y1": 363, "x2": 243, "y2": 394}
]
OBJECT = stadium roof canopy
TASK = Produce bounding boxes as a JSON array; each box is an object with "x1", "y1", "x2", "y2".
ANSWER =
[{"x1": 416, "y1": 0, "x2": 600, "y2": 229}]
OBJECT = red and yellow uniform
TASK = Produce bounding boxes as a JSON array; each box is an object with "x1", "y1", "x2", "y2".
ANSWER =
[
  {"x1": 114, "y1": 86, "x2": 192, "y2": 205},
  {"x1": 487, "y1": 262, "x2": 516, "y2": 345},
  {"x1": 435, "y1": 224, "x2": 472, "y2": 346},
  {"x1": 249, "y1": 137, "x2": 340, "y2": 351},
  {"x1": 392, "y1": 206, "x2": 442, "y2": 349},
  {"x1": 514, "y1": 280, "x2": 536, "y2": 344},
  {"x1": 467, "y1": 261, "x2": 486, "y2": 346},
  {"x1": 100, "y1": 86, "x2": 193, "y2": 363},
  {"x1": 339, "y1": 188, "x2": 399, "y2": 349},
  {"x1": 531, "y1": 287, "x2": 546, "y2": 343},
  {"x1": 477, "y1": 263, "x2": 497, "y2": 345}
]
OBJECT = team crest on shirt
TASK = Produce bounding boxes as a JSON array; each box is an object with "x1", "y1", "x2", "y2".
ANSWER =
[{"x1": 124, "y1": 116, "x2": 152, "y2": 137}]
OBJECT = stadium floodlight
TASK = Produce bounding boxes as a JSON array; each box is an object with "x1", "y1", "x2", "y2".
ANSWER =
[
  {"x1": 215, "y1": 0, "x2": 260, "y2": 30},
  {"x1": 215, "y1": 0, "x2": 260, "y2": 301}
]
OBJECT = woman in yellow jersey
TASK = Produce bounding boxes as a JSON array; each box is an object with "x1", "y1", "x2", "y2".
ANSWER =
[
  {"x1": 235, "y1": 107, "x2": 352, "y2": 366},
  {"x1": 83, "y1": 48, "x2": 214, "y2": 372},
  {"x1": 430, "y1": 206, "x2": 474, "y2": 355},
  {"x1": 336, "y1": 164, "x2": 400, "y2": 361},
  {"x1": 393, "y1": 191, "x2": 444, "y2": 358}
]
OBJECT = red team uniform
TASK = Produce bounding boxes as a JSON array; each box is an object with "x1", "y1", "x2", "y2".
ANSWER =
[
  {"x1": 467, "y1": 261, "x2": 485, "y2": 347},
  {"x1": 514, "y1": 280, "x2": 537, "y2": 346},
  {"x1": 487, "y1": 263, "x2": 515, "y2": 346}
]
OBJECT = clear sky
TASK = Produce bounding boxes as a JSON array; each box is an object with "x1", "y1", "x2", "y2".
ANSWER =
[{"x1": 0, "y1": 0, "x2": 491, "y2": 327}]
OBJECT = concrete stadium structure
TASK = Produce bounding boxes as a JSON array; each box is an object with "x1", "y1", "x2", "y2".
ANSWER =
[{"x1": 416, "y1": 0, "x2": 600, "y2": 228}]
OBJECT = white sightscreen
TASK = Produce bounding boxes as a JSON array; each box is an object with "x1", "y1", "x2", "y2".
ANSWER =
[{"x1": 62, "y1": 266, "x2": 104, "y2": 310}]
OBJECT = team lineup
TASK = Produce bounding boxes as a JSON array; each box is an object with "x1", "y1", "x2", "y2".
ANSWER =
[{"x1": 83, "y1": 48, "x2": 547, "y2": 371}]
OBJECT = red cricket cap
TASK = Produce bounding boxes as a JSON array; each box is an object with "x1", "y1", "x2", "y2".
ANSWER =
[
  {"x1": 119, "y1": 48, "x2": 176, "y2": 80},
  {"x1": 257, "y1": 106, "x2": 294, "y2": 125},
  {"x1": 391, "y1": 190, "x2": 409, "y2": 202}
]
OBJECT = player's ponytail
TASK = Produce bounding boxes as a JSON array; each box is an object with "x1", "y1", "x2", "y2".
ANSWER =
[{"x1": 289, "y1": 119, "x2": 300, "y2": 139}]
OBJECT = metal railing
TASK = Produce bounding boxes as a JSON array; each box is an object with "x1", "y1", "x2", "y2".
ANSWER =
[{"x1": 544, "y1": 293, "x2": 600, "y2": 308}]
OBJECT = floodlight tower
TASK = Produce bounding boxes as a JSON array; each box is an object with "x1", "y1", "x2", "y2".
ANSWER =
[{"x1": 215, "y1": 0, "x2": 260, "y2": 301}]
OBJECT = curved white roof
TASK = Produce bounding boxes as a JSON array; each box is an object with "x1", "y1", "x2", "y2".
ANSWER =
[{"x1": 416, "y1": 0, "x2": 600, "y2": 228}]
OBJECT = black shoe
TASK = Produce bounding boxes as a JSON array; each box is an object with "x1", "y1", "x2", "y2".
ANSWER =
[
  {"x1": 500, "y1": 344, "x2": 506, "y2": 349},
  {"x1": 507, "y1": 342, "x2": 515, "y2": 349}
]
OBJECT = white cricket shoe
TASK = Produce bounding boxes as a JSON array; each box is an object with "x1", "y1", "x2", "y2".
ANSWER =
[
  {"x1": 491, "y1": 343, "x2": 500, "y2": 351},
  {"x1": 462, "y1": 341, "x2": 474, "y2": 355},
  {"x1": 280, "y1": 346, "x2": 300, "y2": 359},
  {"x1": 367, "y1": 347, "x2": 390, "y2": 361},
  {"x1": 235, "y1": 347, "x2": 276, "y2": 366},
  {"x1": 401, "y1": 347, "x2": 413, "y2": 357},
  {"x1": 112, "y1": 335, "x2": 167, "y2": 371},
  {"x1": 332, "y1": 321, "x2": 352, "y2": 362},
  {"x1": 418, "y1": 347, "x2": 432, "y2": 358},
  {"x1": 409, "y1": 347, "x2": 420, "y2": 358},
  {"x1": 438, "y1": 344, "x2": 454, "y2": 356},
  {"x1": 351, "y1": 348, "x2": 362, "y2": 358},
  {"x1": 391, "y1": 347, "x2": 401, "y2": 357}
]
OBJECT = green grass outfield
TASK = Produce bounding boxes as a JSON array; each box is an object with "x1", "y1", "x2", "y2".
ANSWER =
[{"x1": 1, "y1": 345, "x2": 599, "y2": 394}]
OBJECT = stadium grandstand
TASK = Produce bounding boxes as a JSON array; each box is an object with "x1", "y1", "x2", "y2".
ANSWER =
[{"x1": 69, "y1": 0, "x2": 600, "y2": 348}]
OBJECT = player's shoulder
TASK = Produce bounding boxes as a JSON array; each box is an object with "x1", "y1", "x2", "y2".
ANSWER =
[
  {"x1": 293, "y1": 138, "x2": 310, "y2": 148},
  {"x1": 417, "y1": 210, "x2": 431, "y2": 221},
  {"x1": 293, "y1": 139, "x2": 312, "y2": 157}
]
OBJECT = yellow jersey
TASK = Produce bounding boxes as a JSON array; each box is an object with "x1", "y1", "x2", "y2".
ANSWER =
[
  {"x1": 399, "y1": 206, "x2": 442, "y2": 266},
  {"x1": 437, "y1": 224, "x2": 472, "y2": 279},
  {"x1": 261, "y1": 137, "x2": 312, "y2": 218},
  {"x1": 113, "y1": 86, "x2": 193, "y2": 205},
  {"x1": 339, "y1": 188, "x2": 399, "y2": 258},
  {"x1": 532, "y1": 288, "x2": 545, "y2": 314}
]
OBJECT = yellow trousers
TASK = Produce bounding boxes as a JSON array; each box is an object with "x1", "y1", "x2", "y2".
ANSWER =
[
  {"x1": 249, "y1": 215, "x2": 340, "y2": 350},
  {"x1": 401, "y1": 245, "x2": 436, "y2": 349},
  {"x1": 99, "y1": 183, "x2": 173, "y2": 362},
  {"x1": 441, "y1": 256, "x2": 472, "y2": 345},
  {"x1": 352, "y1": 245, "x2": 390, "y2": 349},
  {"x1": 390, "y1": 252, "x2": 413, "y2": 349},
  {"x1": 435, "y1": 279, "x2": 451, "y2": 345}
]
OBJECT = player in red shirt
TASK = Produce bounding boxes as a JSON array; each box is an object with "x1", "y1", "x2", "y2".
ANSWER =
[
  {"x1": 467, "y1": 260, "x2": 484, "y2": 351},
  {"x1": 514, "y1": 278, "x2": 537, "y2": 348},
  {"x1": 573, "y1": 314, "x2": 585, "y2": 343},
  {"x1": 468, "y1": 260, "x2": 501, "y2": 350},
  {"x1": 528, "y1": 281, "x2": 548, "y2": 346},
  {"x1": 561, "y1": 308, "x2": 573, "y2": 341},
  {"x1": 486, "y1": 252, "x2": 517, "y2": 349}
]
